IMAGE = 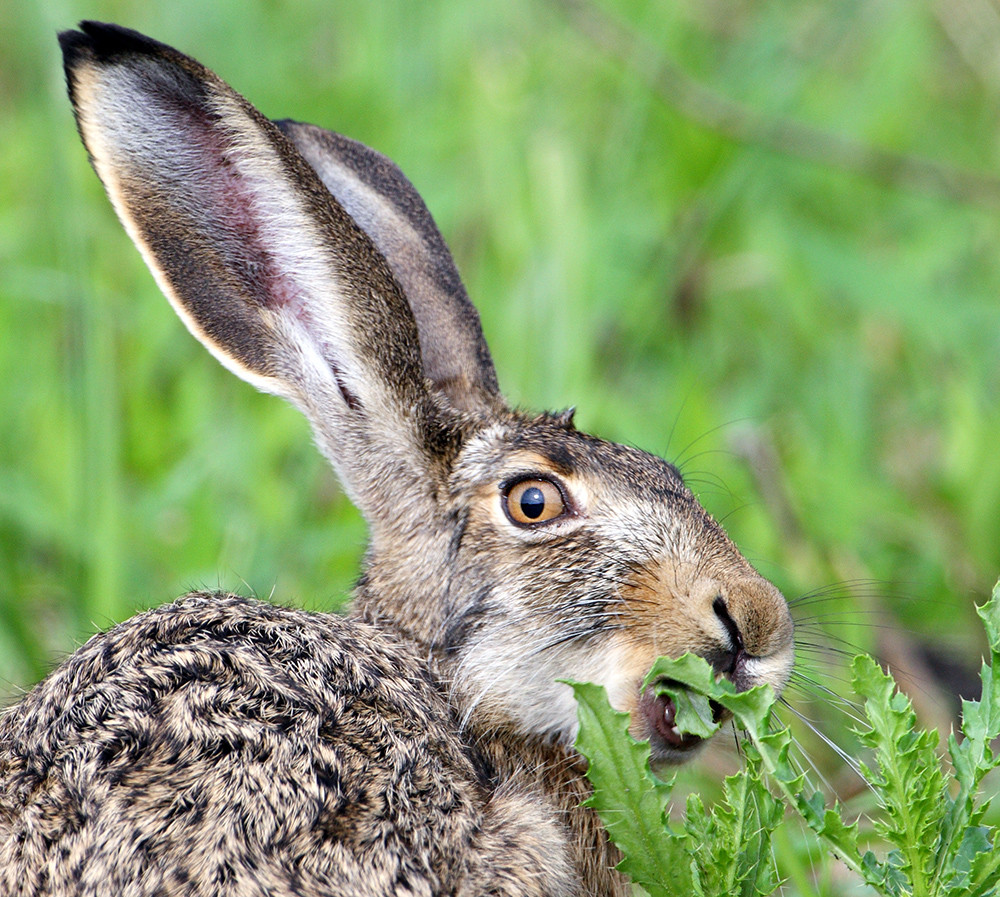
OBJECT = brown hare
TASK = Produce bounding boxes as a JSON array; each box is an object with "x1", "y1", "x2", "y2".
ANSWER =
[{"x1": 0, "y1": 22, "x2": 795, "y2": 897}]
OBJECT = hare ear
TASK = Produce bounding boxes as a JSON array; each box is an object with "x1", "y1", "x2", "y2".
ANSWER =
[
  {"x1": 276, "y1": 121, "x2": 502, "y2": 414},
  {"x1": 59, "y1": 22, "x2": 460, "y2": 515}
]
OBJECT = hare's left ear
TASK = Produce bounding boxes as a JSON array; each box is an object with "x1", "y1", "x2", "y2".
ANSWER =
[
  {"x1": 276, "y1": 121, "x2": 502, "y2": 414},
  {"x1": 58, "y1": 21, "x2": 497, "y2": 519}
]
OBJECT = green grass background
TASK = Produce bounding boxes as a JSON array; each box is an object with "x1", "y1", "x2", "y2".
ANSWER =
[{"x1": 3, "y1": 0, "x2": 999, "y2": 856}]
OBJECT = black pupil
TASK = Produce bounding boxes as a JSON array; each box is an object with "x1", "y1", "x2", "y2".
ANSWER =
[{"x1": 519, "y1": 486, "x2": 546, "y2": 519}]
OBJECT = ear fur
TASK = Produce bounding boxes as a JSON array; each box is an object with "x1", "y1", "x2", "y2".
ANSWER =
[
  {"x1": 276, "y1": 121, "x2": 502, "y2": 414},
  {"x1": 59, "y1": 22, "x2": 479, "y2": 516}
]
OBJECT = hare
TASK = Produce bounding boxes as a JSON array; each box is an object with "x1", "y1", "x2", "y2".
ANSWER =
[{"x1": 0, "y1": 21, "x2": 795, "y2": 897}]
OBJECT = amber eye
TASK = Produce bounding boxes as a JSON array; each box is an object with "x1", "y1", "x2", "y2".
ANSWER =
[{"x1": 503, "y1": 478, "x2": 567, "y2": 525}]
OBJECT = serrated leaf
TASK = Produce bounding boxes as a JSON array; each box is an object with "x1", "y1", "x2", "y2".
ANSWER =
[
  {"x1": 644, "y1": 653, "x2": 721, "y2": 694},
  {"x1": 638, "y1": 654, "x2": 872, "y2": 884},
  {"x1": 963, "y1": 583, "x2": 1000, "y2": 762},
  {"x1": 755, "y1": 727, "x2": 804, "y2": 793},
  {"x1": 861, "y1": 849, "x2": 908, "y2": 897},
  {"x1": 654, "y1": 680, "x2": 720, "y2": 739},
  {"x1": 943, "y1": 825, "x2": 992, "y2": 895},
  {"x1": 959, "y1": 663, "x2": 1000, "y2": 757},
  {"x1": 967, "y1": 831, "x2": 1000, "y2": 897},
  {"x1": 720, "y1": 685, "x2": 778, "y2": 731},
  {"x1": 940, "y1": 585, "x2": 1000, "y2": 890},
  {"x1": 637, "y1": 654, "x2": 876, "y2": 888},
  {"x1": 568, "y1": 680, "x2": 689, "y2": 896},
  {"x1": 643, "y1": 652, "x2": 774, "y2": 734},
  {"x1": 852, "y1": 654, "x2": 947, "y2": 896},
  {"x1": 682, "y1": 751, "x2": 782, "y2": 897},
  {"x1": 977, "y1": 580, "x2": 1000, "y2": 658},
  {"x1": 811, "y1": 800, "x2": 864, "y2": 863},
  {"x1": 571, "y1": 616, "x2": 1000, "y2": 897}
]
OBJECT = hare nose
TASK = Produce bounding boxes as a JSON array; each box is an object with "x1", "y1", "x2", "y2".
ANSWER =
[
  {"x1": 712, "y1": 596, "x2": 744, "y2": 677},
  {"x1": 710, "y1": 582, "x2": 795, "y2": 694}
]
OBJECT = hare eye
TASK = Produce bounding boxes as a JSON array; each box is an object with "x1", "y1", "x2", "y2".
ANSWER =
[{"x1": 503, "y1": 478, "x2": 566, "y2": 526}]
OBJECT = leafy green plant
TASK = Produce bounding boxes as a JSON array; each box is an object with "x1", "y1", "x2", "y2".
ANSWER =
[{"x1": 572, "y1": 579, "x2": 1000, "y2": 896}]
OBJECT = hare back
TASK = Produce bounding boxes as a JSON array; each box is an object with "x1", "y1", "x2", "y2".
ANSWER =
[{"x1": 0, "y1": 594, "x2": 574, "y2": 897}]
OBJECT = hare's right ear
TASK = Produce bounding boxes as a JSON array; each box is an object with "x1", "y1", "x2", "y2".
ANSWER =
[
  {"x1": 59, "y1": 23, "x2": 499, "y2": 515},
  {"x1": 275, "y1": 121, "x2": 501, "y2": 414}
]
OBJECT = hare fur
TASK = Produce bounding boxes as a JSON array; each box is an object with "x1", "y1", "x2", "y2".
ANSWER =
[{"x1": 0, "y1": 22, "x2": 795, "y2": 897}]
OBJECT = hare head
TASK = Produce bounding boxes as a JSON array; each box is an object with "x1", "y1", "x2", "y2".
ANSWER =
[{"x1": 60, "y1": 22, "x2": 793, "y2": 765}]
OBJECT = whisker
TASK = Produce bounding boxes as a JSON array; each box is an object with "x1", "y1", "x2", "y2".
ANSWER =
[
  {"x1": 791, "y1": 641, "x2": 869, "y2": 662},
  {"x1": 776, "y1": 716, "x2": 838, "y2": 795},
  {"x1": 779, "y1": 698, "x2": 870, "y2": 788},
  {"x1": 783, "y1": 680, "x2": 866, "y2": 727},
  {"x1": 671, "y1": 417, "x2": 752, "y2": 473},
  {"x1": 792, "y1": 609, "x2": 890, "y2": 624},
  {"x1": 788, "y1": 578, "x2": 898, "y2": 601},
  {"x1": 785, "y1": 669, "x2": 860, "y2": 696}
]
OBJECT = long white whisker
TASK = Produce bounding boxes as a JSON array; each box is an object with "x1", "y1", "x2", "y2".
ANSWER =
[{"x1": 779, "y1": 698, "x2": 870, "y2": 788}]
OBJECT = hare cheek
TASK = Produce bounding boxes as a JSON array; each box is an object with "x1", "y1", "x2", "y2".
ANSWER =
[{"x1": 456, "y1": 634, "x2": 634, "y2": 744}]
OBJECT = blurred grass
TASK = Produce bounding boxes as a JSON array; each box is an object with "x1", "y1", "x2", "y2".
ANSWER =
[{"x1": 2, "y1": 0, "x2": 1000, "y2": 881}]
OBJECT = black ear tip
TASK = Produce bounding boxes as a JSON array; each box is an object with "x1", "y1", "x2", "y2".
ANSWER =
[
  {"x1": 58, "y1": 21, "x2": 171, "y2": 66},
  {"x1": 58, "y1": 28, "x2": 94, "y2": 103},
  {"x1": 57, "y1": 28, "x2": 91, "y2": 68}
]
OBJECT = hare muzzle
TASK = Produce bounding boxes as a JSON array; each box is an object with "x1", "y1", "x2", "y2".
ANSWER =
[{"x1": 631, "y1": 567, "x2": 795, "y2": 762}]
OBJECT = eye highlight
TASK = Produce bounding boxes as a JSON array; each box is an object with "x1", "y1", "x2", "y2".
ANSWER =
[{"x1": 503, "y1": 478, "x2": 567, "y2": 526}]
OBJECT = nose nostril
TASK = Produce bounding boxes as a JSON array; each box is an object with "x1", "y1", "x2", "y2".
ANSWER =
[{"x1": 712, "y1": 596, "x2": 743, "y2": 675}]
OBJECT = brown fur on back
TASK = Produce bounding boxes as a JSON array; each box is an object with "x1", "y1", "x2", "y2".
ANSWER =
[{"x1": 0, "y1": 594, "x2": 581, "y2": 896}]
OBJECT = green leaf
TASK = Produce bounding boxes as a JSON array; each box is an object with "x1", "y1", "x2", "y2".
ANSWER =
[
  {"x1": 977, "y1": 581, "x2": 1000, "y2": 658},
  {"x1": 966, "y1": 582, "x2": 1000, "y2": 760},
  {"x1": 644, "y1": 652, "x2": 721, "y2": 695},
  {"x1": 639, "y1": 654, "x2": 872, "y2": 885},
  {"x1": 852, "y1": 655, "x2": 947, "y2": 897},
  {"x1": 568, "y1": 680, "x2": 689, "y2": 896},
  {"x1": 643, "y1": 652, "x2": 774, "y2": 734},
  {"x1": 683, "y1": 749, "x2": 783, "y2": 897},
  {"x1": 944, "y1": 826, "x2": 992, "y2": 892},
  {"x1": 640, "y1": 654, "x2": 873, "y2": 882},
  {"x1": 941, "y1": 582, "x2": 1000, "y2": 889},
  {"x1": 571, "y1": 593, "x2": 1000, "y2": 897},
  {"x1": 967, "y1": 832, "x2": 1000, "y2": 897},
  {"x1": 653, "y1": 680, "x2": 720, "y2": 740},
  {"x1": 861, "y1": 849, "x2": 908, "y2": 897}
]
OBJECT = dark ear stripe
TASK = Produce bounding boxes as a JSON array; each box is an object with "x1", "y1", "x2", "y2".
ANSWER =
[
  {"x1": 276, "y1": 120, "x2": 502, "y2": 412},
  {"x1": 60, "y1": 24, "x2": 278, "y2": 381},
  {"x1": 281, "y1": 125, "x2": 467, "y2": 301}
]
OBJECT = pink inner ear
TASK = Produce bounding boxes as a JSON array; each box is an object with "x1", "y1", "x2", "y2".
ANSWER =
[
  {"x1": 190, "y1": 108, "x2": 307, "y2": 314},
  {"x1": 202, "y1": 106, "x2": 365, "y2": 411},
  {"x1": 130, "y1": 85, "x2": 364, "y2": 407}
]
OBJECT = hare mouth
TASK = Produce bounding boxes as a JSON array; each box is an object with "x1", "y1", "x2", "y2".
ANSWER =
[{"x1": 640, "y1": 685, "x2": 729, "y2": 757}]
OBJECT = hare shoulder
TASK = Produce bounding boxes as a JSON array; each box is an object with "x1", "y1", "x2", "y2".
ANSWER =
[{"x1": 0, "y1": 593, "x2": 582, "y2": 896}]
